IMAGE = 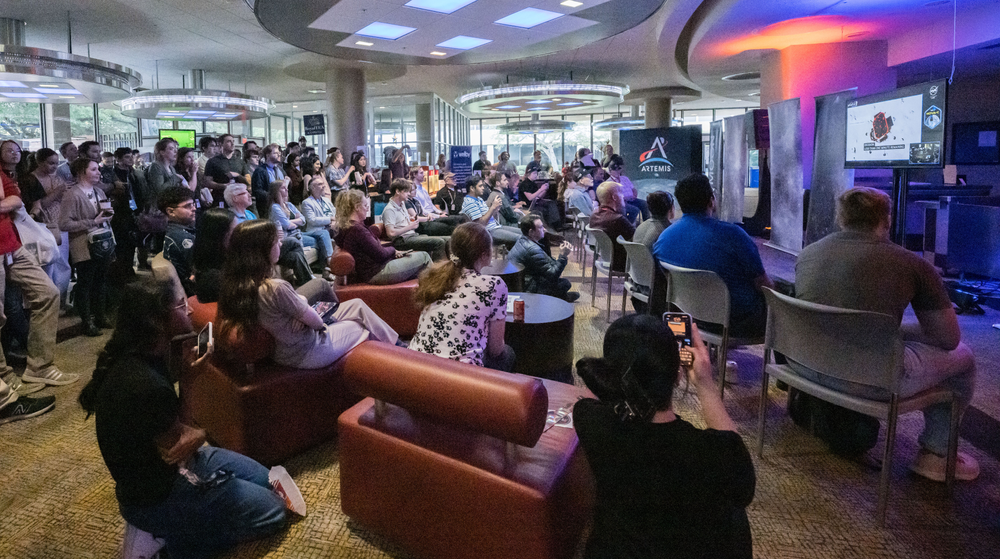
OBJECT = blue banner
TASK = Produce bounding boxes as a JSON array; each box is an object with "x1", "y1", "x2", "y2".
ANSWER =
[{"x1": 449, "y1": 145, "x2": 473, "y2": 193}]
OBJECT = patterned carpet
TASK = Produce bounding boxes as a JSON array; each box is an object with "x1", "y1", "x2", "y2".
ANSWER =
[{"x1": 1, "y1": 251, "x2": 999, "y2": 558}]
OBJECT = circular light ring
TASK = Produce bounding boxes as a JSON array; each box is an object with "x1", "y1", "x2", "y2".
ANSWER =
[
  {"x1": 120, "y1": 89, "x2": 273, "y2": 120},
  {"x1": 457, "y1": 82, "x2": 629, "y2": 114},
  {"x1": 497, "y1": 119, "x2": 575, "y2": 135},
  {"x1": 0, "y1": 44, "x2": 141, "y2": 103},
  {"x1": 593, "y1": 116, "x2": 646, "y2": 131}
]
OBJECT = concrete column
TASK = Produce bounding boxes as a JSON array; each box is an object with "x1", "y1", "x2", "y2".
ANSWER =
[
  {"x1": 325, "y1": 67, "x2": 366, "y2": 153},
  {"x1": 415, "y1": 102, "x2": 432, "y2": 165},
  {"x1": 644, "y1": 97, "x2": 672, "y2": 129},
  {"x1": 760, "y1": 40, "x2": 896, "y2": 191}
]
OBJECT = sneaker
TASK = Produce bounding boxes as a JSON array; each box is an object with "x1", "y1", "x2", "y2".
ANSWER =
[
  {"x1": 0, "y1": 382, "x2": 16, "y2": 411},
  {"x1": 564, "y1": 291, "x2": 581, "y2": 303},
  {"x1": 269, "y1": 466, "x2": 306, "y2": 516},
  {"x1": 23, "y1": 366, "x2": 80, "y2": 386},
  {"x1": 122, "y1": 522, "x2": 166, "y2": 559},
  {"x1": 910, "y1": 449, "x2": 980, "y2": 482},
  {"x1": 0, "y1": 394, "x2": 55, "y2": 425},
  {"x1": 3, "y1": 374, "x2": 45, "y2": 395}
]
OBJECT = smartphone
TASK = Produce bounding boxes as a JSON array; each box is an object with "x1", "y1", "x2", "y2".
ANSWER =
[
  {"x1": 618, "y1": 368, "x2": 655, "y2": 422},
  {"x1": 663, "y1": 312, "x2": 694, "y2": 366},
  {"x1": 197, "y1": 322, "x2": 213, "y2": 358},
  {"x1": 312, "y1": 301, "x2": 340, "y2": 324}
]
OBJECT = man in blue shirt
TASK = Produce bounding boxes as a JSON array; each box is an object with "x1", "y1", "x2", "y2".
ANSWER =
[
  {"x1": 250, "y1": 143, "x2": 285, "y2": 216},
  {"x1": 653, "y1": 173, "x2": 773, "y2": 337}
]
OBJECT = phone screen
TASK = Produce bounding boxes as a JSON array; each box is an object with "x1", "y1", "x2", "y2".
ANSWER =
[
  {"x1": 197, "y1": 322, "x2": 213, "y2": 357},
  {"x1": 663, "y1": 313, "x2": 694, "y2": 366}
]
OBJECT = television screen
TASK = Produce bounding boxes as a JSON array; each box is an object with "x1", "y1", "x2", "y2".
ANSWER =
[
  {"x1": 951, "y1": 121, "x2": 1000, "y2": 165},
  {"x1": 159, "y1": 129, "x2": 196, "y2": 149},
  {"x1": 845, "y1": 80, "x2": 946, "y2": 168}
]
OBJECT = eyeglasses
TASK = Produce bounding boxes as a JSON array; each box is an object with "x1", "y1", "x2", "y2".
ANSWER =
[{"x1": 172, "y1": 202, "x2": 197, "y2": 210}]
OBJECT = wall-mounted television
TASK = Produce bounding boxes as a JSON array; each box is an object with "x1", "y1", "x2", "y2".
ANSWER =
[
  {"x1": 845, "y1": 79, "x2": 947, "y2": 168},
  {"x1": 951, "y1": 121, "x2": 1000, "y2": 165},
  {"x1": 159, "y1": 129, "x2": 196, "y2": 149}
]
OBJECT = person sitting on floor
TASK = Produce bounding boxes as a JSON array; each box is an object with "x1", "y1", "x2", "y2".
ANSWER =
[
  {"x1": 217, "y1": 219, "x2": 400, "y2": 369},
  {"x1": 574, "y1": 314, "x2": 756, "y2": 559},
  {"x1": 409, "y1": 222, "x2": 515, "y2": 372},
  {"x1": 508, "y1": 213, "x2": 579, "y2": 302},
  {"x1": 79, "y1": 277, "x2": 292, "y2": 559},
  {"x1": 334, "y1": 189, "x2": 431, "y2": 285}
]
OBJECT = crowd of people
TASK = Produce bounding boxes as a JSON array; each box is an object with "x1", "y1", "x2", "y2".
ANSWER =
[{"x1": 0, "y1": 133, "x2": 983, "y2": 558}]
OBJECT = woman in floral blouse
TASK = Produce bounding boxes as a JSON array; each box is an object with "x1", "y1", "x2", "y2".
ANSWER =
[{"x1": 409, "y1": 222, "x2": 514, "y2": 371}]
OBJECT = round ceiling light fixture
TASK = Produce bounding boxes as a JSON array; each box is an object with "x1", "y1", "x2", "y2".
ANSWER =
[
  {"x1": 497, "y1": 114, "x2": 575, "y2": 135},
  {"x1": 120, "y1": 70, "x2": 272, "y2": 121},
  {"x1": 593, "y1": 115, "x2": 646, "y2": 131},
  {"x1": 0, "y1": 19, "x2": 141, "y2": 104},
  {"x1": 457, "y1": 81, "x2": 629, "y2": 114}
]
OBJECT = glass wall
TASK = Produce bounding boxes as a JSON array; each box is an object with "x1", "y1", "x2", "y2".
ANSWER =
[{"x1": 0, "y1": 102, "x2": 43, "y2": 151}]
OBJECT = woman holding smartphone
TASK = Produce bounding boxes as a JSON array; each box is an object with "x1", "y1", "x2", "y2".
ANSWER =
[
  {"x1": 60, "y1": 158, "x2": 115, "y2": 336},
  {"x1": 573, "y1": 314, "x2": 756, "y2": 559}
]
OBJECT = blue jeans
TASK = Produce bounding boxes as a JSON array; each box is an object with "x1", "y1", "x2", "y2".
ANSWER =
[
  {"x1": 625, "y1": 199, "x2": 649, "y2": 223},
  {"x1": 303, "y1": 229, "x2": 334, "y2": 268},
  {"x1": 119, "y1": 446, "x2": 287, "y2": 559}
]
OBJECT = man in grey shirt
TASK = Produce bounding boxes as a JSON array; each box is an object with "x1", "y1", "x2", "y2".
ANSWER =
[
  {"x1": 795, "y1": 187, "x2": 979, "y2": 483},
  {"x1": 381, "y1": 178, "x2": 448, "y2": 261}
]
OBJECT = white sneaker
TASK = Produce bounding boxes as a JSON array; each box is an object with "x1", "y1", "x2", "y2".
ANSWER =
[
  {"x1": 122, "y1": 522, "x2": 166, "y2": 559},
  {"x1": 3, "y1": 374, "x2": 45, "y2": 395},
  {"x1": 0, "y1": 381, "x2": 16, "y2": 411},
  {"x1": 269, "y1": 465, "x2": 306, "y2": 516},
  {"x1": 23, "y1": 366, "x2": 80, "y2": 386}
]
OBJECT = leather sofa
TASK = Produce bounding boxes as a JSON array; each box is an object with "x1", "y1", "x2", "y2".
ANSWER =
[{"x1": 338, "y1": 342, "x2": 595, "y2": 559}]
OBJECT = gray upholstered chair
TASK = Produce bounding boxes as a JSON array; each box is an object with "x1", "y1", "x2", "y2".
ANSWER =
[
  {"x1": 617, "y1": 236, "x2": 656, "y2": 315},
  {"x1": 757, "y1": 288, "x2": 960, "y2": 527},
  {"x1": 585, "y1": 226, "x2": 626, "y2": 321},
  {"x1": 660, "y1": 262, "x2": 764, "y2": 397}
]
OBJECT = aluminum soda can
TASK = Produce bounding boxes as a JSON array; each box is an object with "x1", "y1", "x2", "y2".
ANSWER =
[{"x1": 513, "y1": 299, "x2": 525, "y2": 322}]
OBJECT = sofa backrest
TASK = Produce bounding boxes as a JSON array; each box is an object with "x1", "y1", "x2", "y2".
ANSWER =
[{"x1": 342, "y1": 342, "x2": 549, "y2": 447}]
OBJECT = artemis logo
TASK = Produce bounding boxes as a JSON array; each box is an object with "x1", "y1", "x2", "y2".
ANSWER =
[{"x1": 639, "y1": 137, "x2": 673, "y2": 171}]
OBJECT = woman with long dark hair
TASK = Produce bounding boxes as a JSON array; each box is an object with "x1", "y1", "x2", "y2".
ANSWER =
[
  {"x1": 191, "y1": 207, "x2": 236, "y2": 303},
  {"x1": 79, "y1": 277, "x2": 290, "y2": 558},
  {"x1": 284, "y1": 152, "x2": 303, "y2": 205},
  {"x1": 348, "y1": 151, "x2": 376, "y2": 192},
  {"x1": 217, "y1": 219, "x2": 399, "y2": 369},
  {"x1": 409, "y1": 222, "x2": 514, "y2": 371},
  {"x1": 573, "y1": 314, "x2": 755, "y2": 559},
  {"x1": 59, "y1": 158, "x2": 114, "y2": 336}
]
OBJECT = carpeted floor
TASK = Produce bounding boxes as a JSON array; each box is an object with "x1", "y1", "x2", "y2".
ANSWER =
[{"x1": 1, "y1": 245, "x2": 999, "y2": 558}]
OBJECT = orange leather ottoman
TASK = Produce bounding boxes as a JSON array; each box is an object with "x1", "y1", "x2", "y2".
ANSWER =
[{"x1": 338, "y1": 342, "x2": 595, "y2": 559}]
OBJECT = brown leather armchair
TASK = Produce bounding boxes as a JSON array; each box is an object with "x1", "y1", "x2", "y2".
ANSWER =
[{"x1": 338, "y1": 342, "x2": 595, "y2": 559}]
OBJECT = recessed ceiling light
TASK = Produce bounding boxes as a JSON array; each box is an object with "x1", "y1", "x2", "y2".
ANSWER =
[
  {"x1": 552, "y1": 98, "x2": 561, "y2": 101},
  {"x1": 378, "y1": 106, "x2": 386, "y2": 109},
  {"x1": 494, "y1": 8, "x2": 563, "y2": 29},
  {"x1": 496, "y1": 105, "x2": 520, "y2": 109},
  {"x1": 59, "y1": 96, "x2": 77, "y2": 99},
  {"x1": 0, "y1": 80, "x2": 27, "y2": 88},
  {"x1": 404, "y1": 0, "x2": 477, "y2": 15},
  {"x1": 1, "y1": 92, "x2": 46, "y2": 98},
  {"x1": 356, "y1": 22, "x2": 417, "y2": 41},
  {"x1": 557, "y1": 102, "x2": 583, "y2": 106},
  {"x1": 561, "y1": 1, "x2": 583, "y2": 7},
  {"x1": 525, "y1": 100, "x2": 551, "y2": 104},
  {"x1": 293, "y1": 105, "x2": 298, "y2": 108},
  {"x1": 430, "y1": 51, "x2": 447, "y2": 56},
  {"x1": 526, "y1": 107, "x2": 548, "y2": 111},
  {"x1": 33, "y1": 88, "x2": 80, "y2": 95},
  {"x1": 34, "y1": 84, "x2": 62, "y2": 88},
  {"x1": 307, "y1": 89, "x2": 326, "y2": 94},
  {"x1": 437, "y1": 35, "x2": 492, "y2": 50},
  {"x1": 355, "y1": 40, "x2": 375, "y2": 47}
]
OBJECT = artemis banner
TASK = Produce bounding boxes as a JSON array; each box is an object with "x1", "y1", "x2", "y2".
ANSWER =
[{"x1": 619, "y1": 126, "x2": 703, "y2": 183}]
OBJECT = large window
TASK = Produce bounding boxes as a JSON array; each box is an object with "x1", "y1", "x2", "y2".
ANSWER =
[
  {"x1": 70, "y1": 104, "x2": 96, "y2": 141},
  {"x1": 0, "y1": 103, "x2": 43, "y2": 151}
]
